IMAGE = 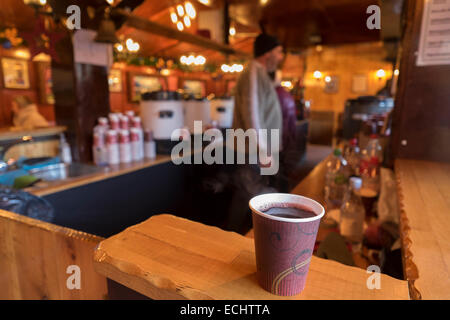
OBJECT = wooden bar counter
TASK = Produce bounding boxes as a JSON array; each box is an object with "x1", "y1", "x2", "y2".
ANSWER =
[
  {"x1": 93, "y1": 214, "x2": 409, "y2": 300},
  {"x1": 395, "y1": 159, "x2": 450, "y2": 300}
]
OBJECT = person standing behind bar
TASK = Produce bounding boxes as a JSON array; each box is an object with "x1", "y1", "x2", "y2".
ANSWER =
[
  {"x1": 11, "y1": 96, "x2": 49, "y2": 131},
  {"x1": 225, "y1": 33, "x2": 284, "y2": 234},
  {"x1": 269, "y1": 70, "x2": 297, "y2": 192},
  {"x1": 233, "y1": 33, "x2": 284, "y2": 161}
]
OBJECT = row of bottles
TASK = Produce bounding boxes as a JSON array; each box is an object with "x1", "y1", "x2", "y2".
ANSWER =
[
  {"x1": 92, "y1": 111, "x2": 156, "y2": 166},
  {"x1": 325, "y1": 135, "x2": 384, "y2": 247}
]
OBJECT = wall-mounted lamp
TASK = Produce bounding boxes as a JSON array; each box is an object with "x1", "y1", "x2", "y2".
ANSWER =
[
  {"x1": 376, "y1": 69, "x2": 386, "y2": 80},
  {"x1": 281, "y1": 80, "x2": 293, "y2": 90},
  {"x1": 313, "y1": 70, "x2": 322, "y2": 80}
]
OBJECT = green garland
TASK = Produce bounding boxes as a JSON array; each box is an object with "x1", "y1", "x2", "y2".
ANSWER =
[{"x1": 115, "y1": 51, "x2": 218, "y2": 73}]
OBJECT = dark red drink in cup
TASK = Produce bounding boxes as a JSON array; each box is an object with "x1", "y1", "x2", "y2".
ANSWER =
[{"x1": 249, "y1": 193, "x2": 325, "y2": 296}]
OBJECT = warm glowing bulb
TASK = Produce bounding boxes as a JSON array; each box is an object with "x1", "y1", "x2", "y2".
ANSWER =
[
  {"x1": 40, "y1": 0, "x2": 47, "y2": 4},
  {"x1": 115, "y1": 44, "x2": 123, "y2": 52},
  {"x1": 281, "y1": 81, "x2": 292, "y2": 88},
  {"x1": 231, "y1": 64, "x2": 240, "y2": 72},
  {"x1": 313, "y1": 70, "x2": 322, "y2": 79},
  {"x1": 177, "y1": 5, "x2": 184, "y2": 16},
  {"x1": 187, "y1": 55, "x2": 195, "y2": 65},
  {"x1": 236, "y1": 64, "x2": 244, "y2": 72},
  {"x1": 376, "y1": 69, "x2": 386, "y2": 78},
  {"x1": 170, "y1": 12, "x2": 178, "y2": 23},
  {"x1": 180, "y1": 55, "x2": 187, "y2": 64},
  {"x1": 324, "y1": 76, "x2": 331, "y2": 83},
  {"x1": 221, "y1": 64, "x2": 230, "y2": 72},
  {"x1": 161, "y1": 69, "x2": 170, "y2": 76},
  {"x1": 260, "y1": 0, "x2": 269, "y2": 5},
  {"x1": 394, "y1": 69, "x2": 399, "y2": 76},
  {"x1": 198, "y1": 0, "x2": 210, "y2": 5},
  {"x1": 133, "y1": 42, "x2": 140, "y2": 52},
  {"x1": 198, "y1": 55, "x2": 206, "y2": 65},
  {"x1": 185, "y1": 2, "x2": 196, "y2": 19},
  {"x1": 229, "y1": 27, "x2": 236, "y2": 36},
  {"x1": 177, "y1": 21, "x2": 184, "y2": 31},
  {"x1": 105, "y1": 0, "x2": 113, "y2": 5},
  {"x1": 184, "y1": 16, "x2": 191, "y2": 27}
]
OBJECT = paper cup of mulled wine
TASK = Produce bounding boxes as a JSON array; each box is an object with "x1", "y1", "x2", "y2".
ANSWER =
[{"x1": 249, "y1": 193, "x2": 325, "y2": 296}]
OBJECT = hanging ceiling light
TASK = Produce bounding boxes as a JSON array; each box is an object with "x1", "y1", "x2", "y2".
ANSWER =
[
  {"x1": 185, "y1": 2, "x2": 196, "y2": 19},
  {"x1": 170, "y1": 1, "x2": 197, "y2": 31},
  {"x1": 23, "y1": 0, "x2": 46, "y2": 6},
  {"x1": 125, "y1": 38, "x2": 140, "y2": 52},
  {"x1": 180, "y1": 54, "x2": 206, "y2": 66},
  {"x1": 177, "y1": 5, "x2": 185, "y2": 17},
  {"x1": 94, "y1": 8, "x2": 119, "y2": 44},
  {"x1": 170, "y1": 10, "x2": 178, "y2": 23},
  {"x1": 221, "y1": 63, "x2": 243, "y2": 73},
  {"x1": 183, "y1": 16, "x2": 191, "y2": 28}
]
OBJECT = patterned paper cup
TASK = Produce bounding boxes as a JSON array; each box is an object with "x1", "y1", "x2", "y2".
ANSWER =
[{"x1": 249, "y1": 193, "x2": 325, "y2": 296}]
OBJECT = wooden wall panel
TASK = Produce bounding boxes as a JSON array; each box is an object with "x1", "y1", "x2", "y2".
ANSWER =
[
  {"x1": 304, "y1": 42, "x2": 392, "y2": 114},
  {"x1": 391, "y1": 0, "x2": 450, "y2": 163},
  {"x1": 0, "y1": 210, "x2": 107, "y2": 300}
]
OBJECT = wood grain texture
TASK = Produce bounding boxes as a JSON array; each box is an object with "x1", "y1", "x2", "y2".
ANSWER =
[
  {"x1": 395, "y1": 159, "x2": 450, "y2": 300},
  {"x1": 391, "y1": 0, "x2": 450, "y2": 163},
  {"x1": 0, "y1": 209, "x2": 107, "y2": 300},
  {"x1": 93, "y1": 214, "x2": 409, "y2": 300}
]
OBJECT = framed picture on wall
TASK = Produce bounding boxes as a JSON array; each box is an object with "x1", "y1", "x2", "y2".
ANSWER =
[
  {"x1": 352, "y1": 74, "x2": 368, "y2": 93},
  {"x1": 324, "y1": 75, "x2": 339, "y2": 94},
  {"x1": 128, "y1": 72, "x2": 163, "y2": 102},
  {"x1": 179, "y1": 78, "x2": 206, "y2": 97},
  {"x1": 108, "y1": 69, "x2": 122, "y2": 93},
  {"x1": 1, "y1": 58, "x2": 30, "y2": 89}
]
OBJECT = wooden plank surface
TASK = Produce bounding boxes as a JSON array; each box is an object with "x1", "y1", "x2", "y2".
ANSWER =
[
  {"x1": 395, "y1": 159, "x2": 450, "y2": 299},
  {"x1": 93, "y1": 214, "x2": 409, "y2": 300},
  {"x1": 0, "y1": 210, "x2": 107, "y2": 299}
]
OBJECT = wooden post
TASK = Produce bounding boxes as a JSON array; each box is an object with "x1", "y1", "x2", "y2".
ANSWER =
[{"x1": 51, "y1": 31, "x2": 110, "y2": 163}]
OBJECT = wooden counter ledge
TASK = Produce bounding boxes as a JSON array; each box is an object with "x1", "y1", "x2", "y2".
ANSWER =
[
  {"x1": 395, "y1": 159, "x2": 450, "y2": 300},
  {"x1": 93, "y1": 214, "x2": 409, "y2": 300},
  {"x1": 0, "y1": 126, "x2": 67, "y2": 142},
  {"x1": 28, "y1": 155, "x2": 174, "y2": 197}
]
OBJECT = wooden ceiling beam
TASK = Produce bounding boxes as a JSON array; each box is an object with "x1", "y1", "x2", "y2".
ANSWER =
[{"x1": 114, "y1": 8, "x2": 250, "y2": 58}]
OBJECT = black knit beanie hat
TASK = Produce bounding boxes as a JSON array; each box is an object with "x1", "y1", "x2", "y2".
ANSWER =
[{"x1": 254, "y1": 33, "x2": 281, "y2": 58}]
